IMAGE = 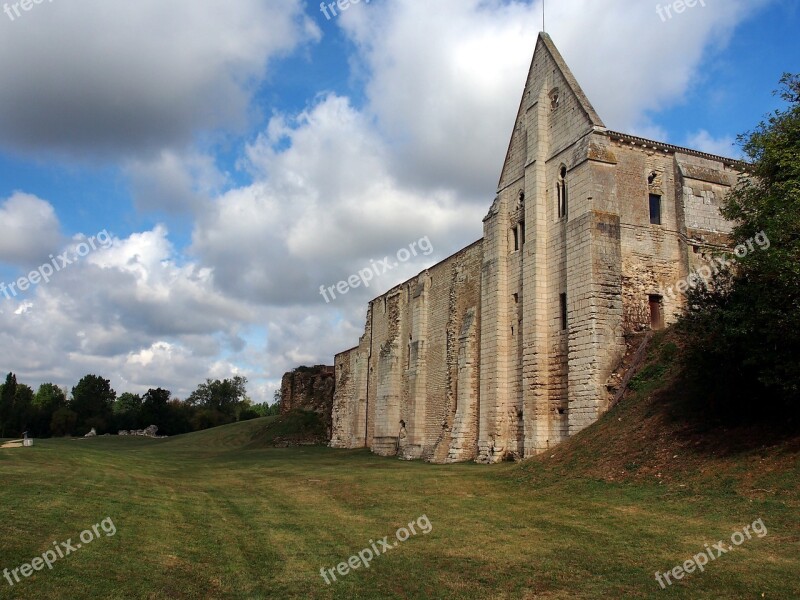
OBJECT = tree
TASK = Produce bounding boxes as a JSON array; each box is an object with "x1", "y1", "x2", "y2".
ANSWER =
[
  {"x1": 141, "y1": 388, "x2": 171, "y2": 431},
  {"x1": 113, "y1": 392, "x2": 142, "y2": 431},
  {"x1": 32, "y1": 384, "x2": 68, "y2": 436},
  {"x1": 13, "y1": 385, "x2": 34, "y2": 437},
  {"x1": 681, "y1": 74, "x2": 800, "y2": 421},
  {"x1": 0, "y1": 373, "x2": 17, "y2": 438},
  {"x1": 51, "y1": 407, "x2": 78, "y2": 437},
  {"x1": 71, "y1": 375, "x2": 116, "y2": 434},
  {"x1": 187, "y1": 376, "x2": 248, "y2": 421}
]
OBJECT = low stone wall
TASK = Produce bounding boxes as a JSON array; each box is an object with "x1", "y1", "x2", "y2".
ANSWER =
[{"x1": 280, "y1": 366, "x2": 335, "y2": 439}]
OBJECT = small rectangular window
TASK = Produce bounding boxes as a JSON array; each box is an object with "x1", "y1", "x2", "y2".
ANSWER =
[
  {"x1": 512, "y1": 227, "x2": 519, "y2": 251},
  {"x1": 649, "y1": 295, "x2": 664, "y2": 330},
  {"x1": 559, "y1": 293, "x2": 568, "y2": 331},
  {"x1": 649, "y1": 194, "x2": 662, "y2": 225},
  {"x1": 519, "y1": 221, "x2": 525, "y2": 247}
]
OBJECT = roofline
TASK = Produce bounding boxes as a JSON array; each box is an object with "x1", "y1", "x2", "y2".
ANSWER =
[
  {"x1": 603, "y1": 129, "x2": 749, "y2": 169},
  {"x1": 538, "y1": 32, "x2": 605, "y2": 128},
  {"x1": 367, "y1": 238, "x2": 484, "y2": 306}
]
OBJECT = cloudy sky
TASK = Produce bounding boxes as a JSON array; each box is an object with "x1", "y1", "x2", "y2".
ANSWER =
[{"x1": 0, "y1": 0, "x2": 796, "y2": 404}]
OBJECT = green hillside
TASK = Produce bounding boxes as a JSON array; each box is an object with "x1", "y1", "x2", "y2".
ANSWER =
[{"x1": 0, "y1": 352, "x2": 797, "y2": 599}]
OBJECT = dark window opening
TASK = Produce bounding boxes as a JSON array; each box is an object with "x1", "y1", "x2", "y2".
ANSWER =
[
  {"x1": 649, "y1": 295, "x2": 664, "y2": 330},
  {"x1": 559, "y1": 293, "x2": 568, "y2": 331},
  {"x1": 519, "y1": 221, "x2": 525, "y2": 247},
  {"x1": 557, "y1": 166, "x2": 568, "y2": 219},
  {"x1": 649, "y1": 193, "x2": 662, "y2": 225},
  {"x1": 512, "y1": 227, "x2": 520, "y2": 251}
]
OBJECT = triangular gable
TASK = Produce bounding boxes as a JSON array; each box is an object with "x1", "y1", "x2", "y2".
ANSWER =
[{"x1": 498, "y1": 33, "x2": 604, "y2": 189}]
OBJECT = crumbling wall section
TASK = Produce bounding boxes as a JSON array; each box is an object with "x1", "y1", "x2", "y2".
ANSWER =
[{"x1": 280, "y1": 365, "x2": 335, "y2": 438}]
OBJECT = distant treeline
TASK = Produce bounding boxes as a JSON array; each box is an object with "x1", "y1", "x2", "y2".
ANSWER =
[{"x1": 0, "y1": 373, "x2": 281, "y2": 438}]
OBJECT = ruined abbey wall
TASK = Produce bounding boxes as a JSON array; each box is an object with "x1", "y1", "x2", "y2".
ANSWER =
[
  {"x1": 325, "y1": 33, "x2": 742, "y2": 463},
  {"x1": 330, "y1": 242, "x2": 483, "y2": 462}
]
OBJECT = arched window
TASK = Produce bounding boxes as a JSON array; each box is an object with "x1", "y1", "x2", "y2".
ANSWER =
[{"x1": 557, "y1": 165, "x2": 568, "y2": 219}]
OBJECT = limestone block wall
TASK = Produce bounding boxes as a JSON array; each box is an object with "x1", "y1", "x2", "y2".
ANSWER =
[
  {"x1": 326, "y1": 33, "x2": 745, "y2": 465},
  {"x1": 330, "y1": 308, "x2": 372, "y2": 449},
  {"x1": 331, "y1": 242, "x2": 483, "y2": 463},
  {"x1": 280, "y1": 366, "x2": 335, "y2": 436}
]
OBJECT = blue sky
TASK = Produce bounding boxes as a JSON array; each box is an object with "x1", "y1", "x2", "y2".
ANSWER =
[{"x1": 0, "y1": 0, "x2": 797, "y2": 403}]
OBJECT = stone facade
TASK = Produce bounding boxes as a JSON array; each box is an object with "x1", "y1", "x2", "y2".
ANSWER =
[
  {"x1": 326, "y1": 33, "x2": 744, "y2": 463},
  {"x1": 280, "y1": 365, "x2": 335, "y2": 435}
]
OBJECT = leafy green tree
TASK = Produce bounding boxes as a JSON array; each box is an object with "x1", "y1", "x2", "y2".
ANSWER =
[
  {"x1": 50, "y1": 407, "x2": 78, "y2": 437},
  {"x1": 113, "y1": 392, "x2": 142, "y2": 431},
  {"x1": 187, "y1": 376, "x2": 248, "y2": 421},
  {"x1": 141, "y1": 388, "x2": 171, "y2": 430},
  {"x1": 71, "y1": 375, "x2": 116, "y2": 434},
  {"x1": 13, "y1": 385, "x2": 34, "y2": 436},
  {"x1": 0, "y1": 373, "x2": 17, "y2": 438},
  {"x1": 682, "y1": 74, "x2": 800, "y2": 421},
  {"x1": 32, "y1": 383, "x2": 68, "y2": 436},
  {"x1": 163, "y1": 399, "x2": 194, "y2": 435}
]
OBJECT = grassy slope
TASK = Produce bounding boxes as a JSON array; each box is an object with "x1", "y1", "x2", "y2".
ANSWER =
[{"x1": 0, "y1": 347, "x2": 798, "y2": 600}]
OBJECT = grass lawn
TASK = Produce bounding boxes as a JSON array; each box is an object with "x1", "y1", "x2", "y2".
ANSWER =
[{"x1": 1, "y1": 389, "x2": 798, "y2": 598}]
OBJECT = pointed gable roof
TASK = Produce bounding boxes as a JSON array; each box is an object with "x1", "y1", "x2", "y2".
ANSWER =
[
  {"x1": 537, "y1": 33, "x2": 604, "y2": 128},
  {"x1": 498, "y1": 33, "x2": 604, "y2": 190}
]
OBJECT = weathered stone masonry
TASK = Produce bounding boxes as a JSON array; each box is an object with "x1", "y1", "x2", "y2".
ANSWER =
[{"x1": 326, "y1": 33, "x2": 744, "y2": 463}]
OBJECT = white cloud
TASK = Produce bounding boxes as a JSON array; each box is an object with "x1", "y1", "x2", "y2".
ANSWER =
[
  {"x1": 0, "y1": 193, "x2": 62, "y2": 265},
  {"x1": 192, "y1": 94, "x2": 482, "y2": 306},
  {"x1": 124, "y1": 150, "x2": 228, "y2": 214},
  {"x1": 0, "y1": 0, "x2": 775, "y2": 406},
  {"x1": 0, "y1": 0, "x2": 321, "y2": 158},
  {"x1": 685, "y1": 130, "x2": 742, "y2": 159}
]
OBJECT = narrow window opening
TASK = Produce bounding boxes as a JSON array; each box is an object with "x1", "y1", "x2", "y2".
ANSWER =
[
  {"x1": 519, "y1": 221, "x2": 525, "y2": 247},
  {"x1": 559, "y1": 293, "x2": 568, "y2": 331},
  {"x1": 557, "y1": 166, "x2": 568, "y2": 219},
  {"x1": 649, "y1": 295, "x2": 664, "y2": 330},
  {"x1": 649, "y1": 193, "x2": 662, "y2": 225},
  {"x1": 512, "y1": 227, "x2": 520, "y2": 251}
]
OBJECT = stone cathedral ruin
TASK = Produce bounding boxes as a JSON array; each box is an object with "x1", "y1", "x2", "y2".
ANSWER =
[{"x1": 287, "y1": 33, "x2": 743, "y2": 464}]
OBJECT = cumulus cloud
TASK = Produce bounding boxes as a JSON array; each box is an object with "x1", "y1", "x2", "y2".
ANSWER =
[
  {"x1": 0, "y1": 0, "x2": 775, "y2": 404},
  {"x1": 124, "y1": 150, "x2": 229, "y2": 214},
  {"x1": 685, "y1": 130, "x2": 742, "y2": 159},
  {"x1": 339, "y1": 0, "x2": 771, "y2": 195},
  {"x1": 0, "y1": 0, "x2": 320, "y2": 158},
  {"x1": 192, "y1": 94, "x2": 483, "y2": 306},
  {"x1": 0, "y1": 193, "x2": 63, "y2": 265},
  {"x1": 0, "y1": 224, "x2": 260, "y2": 401}
]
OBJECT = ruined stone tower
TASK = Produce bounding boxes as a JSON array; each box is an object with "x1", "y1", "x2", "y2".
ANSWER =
[{"x1": 327, "y1": 33, "x2": 743, "y2": 463}]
